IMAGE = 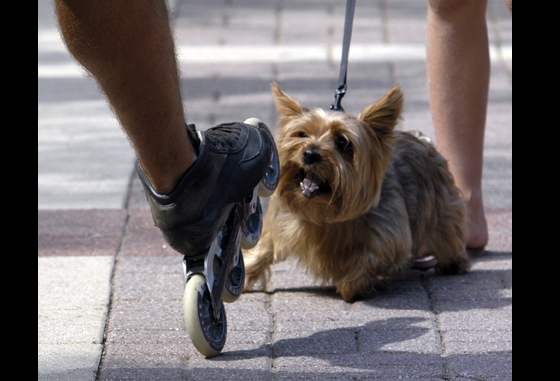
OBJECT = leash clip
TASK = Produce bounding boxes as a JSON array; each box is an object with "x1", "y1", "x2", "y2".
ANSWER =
[{"x1": 330, "y1": 86, "x2": 347, "y2": 112}]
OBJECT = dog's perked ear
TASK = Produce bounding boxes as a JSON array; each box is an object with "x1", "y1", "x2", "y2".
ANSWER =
[
  {"x1": 271, "y1": 82, "x2": 305, "y2": 117},
  {"x1": 358, "y1": 84, "x2": 404, "y2": 136}
]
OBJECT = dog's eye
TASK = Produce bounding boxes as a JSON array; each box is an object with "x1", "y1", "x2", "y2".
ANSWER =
[
  {"x1": 298, "y1": 132, "x2": 308, "y2": 138},
  {"x1": 335, "y1": 136, "x2": 352, "y2": 153}
]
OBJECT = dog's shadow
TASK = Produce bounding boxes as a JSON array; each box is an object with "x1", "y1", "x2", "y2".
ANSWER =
[
  {"x1": 222, "y1": 251, "x2": 512, "y2": 363},
  {"x1": 256, "y1": 250, "x2": 512, "y2": 313}
]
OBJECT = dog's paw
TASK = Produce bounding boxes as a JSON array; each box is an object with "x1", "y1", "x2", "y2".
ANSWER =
[
  {"x1": 435, "y1": 256, "x2": 471, "y2": 275},
  {"x1": 243, "y1": 263, "x2": 270, "y2": 292}
]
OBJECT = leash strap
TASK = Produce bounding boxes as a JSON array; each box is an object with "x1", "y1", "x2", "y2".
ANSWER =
[{"x1": 330, "y1": 0, "x2": 356, "y2": 112}]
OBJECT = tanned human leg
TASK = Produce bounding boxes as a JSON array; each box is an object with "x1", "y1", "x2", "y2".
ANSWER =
[
  {"x1": 426, "y1": 0, "x2": 490, "y2": 250},
  {"x1": 55, "y1": 0, "x2": 195, "y2": 194}
]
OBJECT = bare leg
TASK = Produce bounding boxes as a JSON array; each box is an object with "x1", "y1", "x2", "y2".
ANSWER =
[
  {"x1": 505, "y1": 0, "x2": 512, "y2": 14},
  {"x1": 55, "y1": 0, "x2": 196, "y2": 194},
  {"x1": 427, "y1": 0, "x2": 490, "y2": 250}
]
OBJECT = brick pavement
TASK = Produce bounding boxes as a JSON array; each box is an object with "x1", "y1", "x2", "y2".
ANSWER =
[{"x1": 38, "y1": 0, "x2": 512, "y2": 379}]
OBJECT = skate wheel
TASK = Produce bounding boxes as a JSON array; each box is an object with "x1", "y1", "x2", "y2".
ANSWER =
[
  {"x1": 183, "y1": 274, "x2": 227, "y2": 357},
  {"x1": 258, "y1": 135, "x2": 280, "y2": 198},
  {"x1": 241, "y1": 199, "x2": 263, "y2": 250},
  {"x1": 244, "y1": 118, "x2": 280, "y2": 198},
  {"x1": 258, "y1": 157, "x2": 279, "y2": 198},
  {"x1": 243, "y1": 117, "x2": 263, "y2": 128},
  {"x1": 223, "y1": 250, "x2": 245, "y2": 303}
]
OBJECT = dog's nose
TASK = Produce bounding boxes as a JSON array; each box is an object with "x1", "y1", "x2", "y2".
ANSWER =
[{"x1": 302, "y1": 149, "x2": 322, "y2": 165}]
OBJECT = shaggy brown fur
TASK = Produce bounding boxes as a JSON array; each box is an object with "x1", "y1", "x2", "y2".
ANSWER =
[{"x1": 243, "y1": 83, "x2": 470, "y2": 302}]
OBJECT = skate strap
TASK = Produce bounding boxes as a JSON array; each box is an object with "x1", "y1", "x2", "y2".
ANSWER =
[{"x1": 330, "y1": 0, "x2": 356, "y2": 113}]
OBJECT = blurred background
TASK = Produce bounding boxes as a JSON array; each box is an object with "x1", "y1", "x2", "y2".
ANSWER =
[{"x1": 38, "y1": 0, "x2": 511, "y2": 212}]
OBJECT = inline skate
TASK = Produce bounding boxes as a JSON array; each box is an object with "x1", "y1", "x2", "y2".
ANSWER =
[{"x1": 136, "y1": 118, "x2": 279, "y2": 357}]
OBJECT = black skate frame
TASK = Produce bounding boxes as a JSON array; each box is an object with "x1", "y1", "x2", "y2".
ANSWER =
[{"x1": 182, "y1": 186, "x2": 259, "y2": 320}]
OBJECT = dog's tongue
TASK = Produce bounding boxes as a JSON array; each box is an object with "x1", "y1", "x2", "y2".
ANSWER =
[{"x1": 301, "y1": 172, "x2": 322, "y2": 197}]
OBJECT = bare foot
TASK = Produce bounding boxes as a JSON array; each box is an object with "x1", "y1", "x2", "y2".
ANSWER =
[
  {"x1": 414, "y1": 188, "x2": 489, "y2": 267},
  {"x1": 465, "y1": 190, "x2": 489, "y2": 251}
]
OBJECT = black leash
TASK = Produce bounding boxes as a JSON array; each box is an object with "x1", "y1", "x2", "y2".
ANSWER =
[{"x1": 330, "y1": 0, "x2": 356, "y2": 113}]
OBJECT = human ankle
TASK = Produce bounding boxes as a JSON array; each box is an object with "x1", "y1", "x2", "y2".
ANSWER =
[
  {"x1": 140, "y1": 147, "x2": 197, "y2": 195},
  {"x1": 462, "y1": 188, "x2": 488, "y2": 249}
]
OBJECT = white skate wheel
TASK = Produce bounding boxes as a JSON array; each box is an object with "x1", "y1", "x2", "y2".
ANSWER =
[
  {"x1": 243, "y1": 117, "x2": 263, "y2": 127},
  {"x1": 183, "y1": 274, "x2": 227, "y2": 357}
]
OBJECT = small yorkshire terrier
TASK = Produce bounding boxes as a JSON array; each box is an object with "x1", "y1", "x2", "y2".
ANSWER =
[{"x1": 243, "y1": 83, "x2": 470, "y2": 302}]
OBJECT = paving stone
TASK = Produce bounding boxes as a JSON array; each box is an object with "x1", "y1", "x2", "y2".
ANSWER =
[
  {"x1": 111, "y1": 271, "x2": 185, "y2": 301},
  {"x1": 38, "y1": 344, "x2": 103, "y2": 381},
  {"x1": 273, "y1": 328, "x2": 358, "y2": 356},
  {"x1": 38, "y1": 210, "x2": 127, "y2": 257},
  {"x1": 99, "y1": 343, "x2": 189, "y2": 381},
  {"x1": 38, "y1": 1, "x2": 512, "y2": 379},
  {"x1": 445, "y1": 351, "x2": 512, "y2": 380},
  {"x1": 273, "y1": 353, "x2": 445, "y2": 379},
  {"x1": 120, "y1": 209, "x2": 174, "y2": 257},
  {"x1": 358, "y1": 328, "x2": 442, "y2": 354},
  {"x1": 438, "y1": 308, "x2": 513, "y2": 332},
  {"x1": 107, "y1": 300, "x2": 185, "y2": 331},
  {"x1": 38, "y1": 256, "x2": 114, "y2": 310},
  {"x1": 38, "y1": 309, "x2": 108, "y2": 344},
  {"x1": 187, "y1": 356, "x2": 272, "y2": 380}
]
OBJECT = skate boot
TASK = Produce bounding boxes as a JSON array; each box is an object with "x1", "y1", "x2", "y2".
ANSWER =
[{"x1": 136, "y1": 118, "x2": 279, "y2": 357}]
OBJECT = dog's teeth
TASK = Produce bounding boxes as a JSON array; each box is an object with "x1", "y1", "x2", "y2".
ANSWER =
[
  {"x1": 303, "y1": 173, "x2": 321, "y2": 193},
  {"x1": 300, "y1": 181, "x2": 317, "y2": 198}
]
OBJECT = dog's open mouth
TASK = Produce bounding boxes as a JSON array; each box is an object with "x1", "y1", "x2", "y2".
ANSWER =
[{"x1": 299, "y1": 170, "x2": 330, "y2": 198}]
